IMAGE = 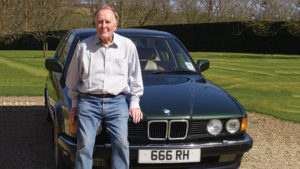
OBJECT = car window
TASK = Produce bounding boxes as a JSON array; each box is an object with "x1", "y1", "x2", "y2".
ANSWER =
[
  {"x1": 58, "y1": 33, "x2": 75, "y2": 63},
  {"x1": 167, "y1": 39, "x2": 196, "y2": 72},
  {"x1": 56, "y1": 33, "x2": 70, "y2": 60},
  {"x1": 129, "y1": 36, "x2": 196, "y2": 72}
]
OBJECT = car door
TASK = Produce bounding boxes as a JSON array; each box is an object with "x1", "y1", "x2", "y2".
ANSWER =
[{"x1": 46, "y1": 31, "x2": 77, "y2": 135}]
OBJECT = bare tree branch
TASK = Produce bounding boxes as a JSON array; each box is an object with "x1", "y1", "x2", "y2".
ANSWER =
[
  {"x1": 174, "y1": 0, "x2": 200, "y2": 23},
  {"x1": 30, "y1": 0, "x2": 65, "y2": 57}
]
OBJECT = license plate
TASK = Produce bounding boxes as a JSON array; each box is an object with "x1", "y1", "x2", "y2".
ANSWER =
[{"x1": 138, "y1": 149, "x2": 201, "y2": 164}]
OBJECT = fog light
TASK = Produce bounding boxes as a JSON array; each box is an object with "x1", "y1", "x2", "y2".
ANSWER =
[
  {"x1": 207, "y1": 119, "x2": 223, "y2": 136},
  {"x1": 219, "y1": 154, "x2": 236, "y2": 162},
  {"x1": 94, "y1": 158, "x2": 106, "y2": 167}
]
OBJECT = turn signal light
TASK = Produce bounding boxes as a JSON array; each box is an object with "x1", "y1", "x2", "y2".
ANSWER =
[{"x1": 240, "y1": 117, "x2": 248, "y2": 131}]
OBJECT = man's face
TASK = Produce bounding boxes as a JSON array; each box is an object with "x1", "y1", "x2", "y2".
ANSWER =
[{"x1": 94, "y1": 9, "x2": 117, "y2": 44}]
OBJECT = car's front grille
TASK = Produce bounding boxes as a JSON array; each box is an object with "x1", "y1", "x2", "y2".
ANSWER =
[
  {"x1": 189, "y1": 120, "x2": 207, "y2": 135},
  {"x1": 169, "y1": 120, "x2": 189, "y2": 140},
  {"x1": 128, "y1": 121, "x2": 147, "y2": 136},
  {"x1": 148, "y1": 120, "x2": 168, "y2": 140},
  {"x1": 147, "y1": 120, "x2": 188, "y2": 140}
]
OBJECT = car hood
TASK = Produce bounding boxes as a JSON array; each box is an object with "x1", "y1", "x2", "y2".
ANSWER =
[{"x1": 140, "y1": 74, "x2": 244, "y2": 120}]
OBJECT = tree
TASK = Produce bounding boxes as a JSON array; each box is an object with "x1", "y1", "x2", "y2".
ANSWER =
[
  {"x1": 158, "y1": 0, "x2": 172, "y2": 24},
  {"x1": 214, "y1": 0, "x2": 235, "y2": 21},
  {"x1": 174, "y1": 0, "x2": 200, "y2": 23},
  {"x1": 24, "y1": 0, "x2": 29, "y2": 32},
  {"x1": 297, "y1": 0, "x2": 300, "y2": 20},
  {"x1": 0, "y1": 0, "x2": 10, "y2": 36},
  {"x1": 0, "y1": 0, "x2": 30, "y2": 40},
  {"x1": 249, "y1": 0, "x2": 292, "y2": 21},
  {"x1": 30, "y1": 0, "x2": 65, "y2": 58},
  {"x1": 236, "y1": 0, "x2": 299, "y2": 36},
  {"x1": 200, "y1": 0, "x2": 215, "y2": 22},
  {"x1": 133, "y1": 0, "x2": 157, "y2": 26},
  {"x1": 108, "y1": 0, "x2": 130, "y2": 28},
  {"x1": 229, "y1": 0, "x2": 254, "y2": 21},
  {"x1": 283, "y1": 0, "x2": 300, "y2": 36},
  {"x1": 199, "y1": 0, "x2": 232, "y2": 22}
]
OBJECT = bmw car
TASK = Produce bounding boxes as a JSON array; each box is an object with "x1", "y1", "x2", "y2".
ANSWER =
[{"x1": 45, "y1": 28, "x2": 253, "y2": 169}]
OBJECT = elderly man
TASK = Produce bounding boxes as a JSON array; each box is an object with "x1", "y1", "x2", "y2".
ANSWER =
[{"x1": 65, "y1": 4, "x2": 144, "y2": 169}]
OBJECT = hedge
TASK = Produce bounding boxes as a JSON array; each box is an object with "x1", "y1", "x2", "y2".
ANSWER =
[
  {"x1": 1, "y1": 22, "x2": 299, "y2": 54},
  {"x1": 138, "y1": 22, "x2": 300, "y2": 54},
  {"x1": 0, "y1": 31, "x2": 67, "y2": 50}
]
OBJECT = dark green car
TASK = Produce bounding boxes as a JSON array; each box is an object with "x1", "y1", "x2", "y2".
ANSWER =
[{"x1": 45, "y1": 28, "x2": 253, "y2": 169}]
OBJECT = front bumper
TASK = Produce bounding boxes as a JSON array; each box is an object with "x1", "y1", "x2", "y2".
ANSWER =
[{"x1": 58, "y1": 133, "x2": 253, "y2": 169}]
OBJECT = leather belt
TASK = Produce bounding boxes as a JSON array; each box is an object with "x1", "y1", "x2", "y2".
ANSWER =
[{"x1": 88, "y1": 93, "x2": 122, "y2": 98}]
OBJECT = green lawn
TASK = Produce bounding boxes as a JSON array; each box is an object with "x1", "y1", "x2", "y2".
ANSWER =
[
  {"x1": 0, "y1": 50, "x2": 55, "y2": 96},
  {"x1": 190, "y1": 52, "x2": 300, "y2": 123},
  {"x1": 0, "y1": 50, "x2": 300, "y2": 123}
]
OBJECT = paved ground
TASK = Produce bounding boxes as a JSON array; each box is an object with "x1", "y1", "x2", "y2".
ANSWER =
[
  {"x1": 0, "y1": 96, "x2": 44, "y2": 106},
  {"x1": 0, "y1": 106, "x2": 55, "y2": 169},
  {"x1": 240, "y1": 112, "x2": 300, "y2": 169}
]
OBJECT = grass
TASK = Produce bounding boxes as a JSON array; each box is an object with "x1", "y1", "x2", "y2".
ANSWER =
[
  {"x1": 0, "y1": 50, "x2": 300, "y2": 123},
  {"x1": 0, "y1": 50, "x2": 55, "y2": 96},
  {"x1": 190, "y1": 52, "x2": 300, "y2": 123}
]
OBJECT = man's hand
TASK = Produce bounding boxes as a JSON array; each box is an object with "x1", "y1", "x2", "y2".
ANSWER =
[
  {"x1": 129, "y1": 108, "x2": 143, "y2": 124},
  {"x1": 69, "y1": 107, "x2": 78, "y2": 124}
]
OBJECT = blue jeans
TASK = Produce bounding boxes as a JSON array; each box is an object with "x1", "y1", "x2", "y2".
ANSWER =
[{"x1": 75, "y1": 93, "x2": 129, "y2": 169}]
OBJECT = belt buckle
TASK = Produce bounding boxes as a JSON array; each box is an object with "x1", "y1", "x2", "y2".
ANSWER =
[{"x1": 103, "y1": 93, "x2": 107, "y2": 97}]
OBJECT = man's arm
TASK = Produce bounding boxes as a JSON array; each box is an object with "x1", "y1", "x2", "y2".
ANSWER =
[{"x1": 128, "y1": 44, "x2": 144, "y2": 124}]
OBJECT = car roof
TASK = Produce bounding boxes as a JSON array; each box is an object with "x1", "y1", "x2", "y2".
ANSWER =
[{"x1": 70, "y1": 28, "x2": 177, "y2": 39}]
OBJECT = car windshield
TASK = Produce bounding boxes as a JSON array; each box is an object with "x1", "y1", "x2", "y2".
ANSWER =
[{"x1": 128, "y1": 36, "x2": 197, "y2": 73}]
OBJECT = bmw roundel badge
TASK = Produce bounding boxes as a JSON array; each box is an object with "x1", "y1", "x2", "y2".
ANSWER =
[{"x1": 162, "y1": 109, "x2": 171, "y2": 115}]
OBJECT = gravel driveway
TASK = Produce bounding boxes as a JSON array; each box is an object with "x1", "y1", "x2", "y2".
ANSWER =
[
  {"x1": 0, "y1": 97, "x2": 300, "y2": 169},
  {"x1": 240, "y1": 112, "x2": 300, "y2": 169}
]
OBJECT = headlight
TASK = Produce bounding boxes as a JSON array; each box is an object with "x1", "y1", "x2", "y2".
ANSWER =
[
  {"x1": 226, "y1": 119, "x2": 240, "y2": 134},
  {"x1": 207, "y1": 119, "x2": 223, "y2": 136}
]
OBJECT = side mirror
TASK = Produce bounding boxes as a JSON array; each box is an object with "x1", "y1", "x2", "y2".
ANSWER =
[
  {"x1": 196, "y1": 59, "x2": 210, "y2": 72},
  {"x1": 45, "y1": 58, "x2": 63, "y2": 73}
]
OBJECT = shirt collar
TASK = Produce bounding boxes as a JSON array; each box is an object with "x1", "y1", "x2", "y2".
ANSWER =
[{"x1": 94, "y1": 33, "x2": 120, "y2": 47}]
